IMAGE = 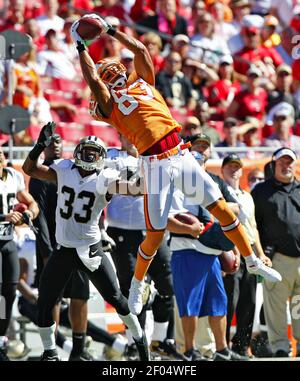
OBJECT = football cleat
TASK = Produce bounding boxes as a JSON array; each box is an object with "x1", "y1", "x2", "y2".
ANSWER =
[
  {"x1": 133, "y1": 332, "x2": 150, "y2": 361},
  {"x1": 128, "y1": 277, "x2": 146, "y2": 315},
  {"x1": 151, "y1": 339, "x2": 188, "y2": 361},
  {"x1": 69, "y1": 348, "x2": 94, "y2": 361},
  {"x1": 40, "y1": 349, "x2": 60, "y2": 361},
  {"x1": 246, "y1": 258, "x2": 282, "y2": 282}
]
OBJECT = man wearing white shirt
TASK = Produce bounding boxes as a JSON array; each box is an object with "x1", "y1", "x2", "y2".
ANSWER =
[
  {"x1": 36, "y1": 29, "x2": 76, "y2": 80},
  {"x1": 36, "y1": 0, "x2": 64, "y2": 36}
]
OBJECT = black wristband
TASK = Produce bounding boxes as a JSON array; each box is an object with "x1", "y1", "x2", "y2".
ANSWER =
[
  {"x1": 76, "y1": 41, "x2": 86, "y2": 53},
  {"x1": 0, "y1": 214, "x2": 6, "y2": 222},
  {"x1": 29, "y1": 144, "x2": 44, "y2": 161},
  {"x1": 107, "y1": 27, "x2": 116, "y2": 36}
]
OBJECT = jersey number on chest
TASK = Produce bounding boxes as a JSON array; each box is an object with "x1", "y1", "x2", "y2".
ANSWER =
[
  {"x1": 111, "y1": 80, "x2": 154, "y2": 116},
  {"x1": 60, "y1": 186, "x2": 95, "y2": 223}
]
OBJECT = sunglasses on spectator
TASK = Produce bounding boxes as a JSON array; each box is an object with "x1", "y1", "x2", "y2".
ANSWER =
[
  {"x1": 185, "y1": 124, "x2": 200, "y2": 130},
  {"x1": 274, "y1": 115, "x2": 288, "y2": 121},
  {"x1": 246, "y1": 32, "x2": 258, "y2": 37},
  {"x1": 248, "y1": 73, "x2": 259, "y2": 78},
  {"x1": 278, "y1": 71, "x2": 291, "y2": 77}
]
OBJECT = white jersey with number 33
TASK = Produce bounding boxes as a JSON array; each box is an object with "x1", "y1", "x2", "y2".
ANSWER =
[{"x1": 51, "y1": 159, "x2": 119, "y2": 248}]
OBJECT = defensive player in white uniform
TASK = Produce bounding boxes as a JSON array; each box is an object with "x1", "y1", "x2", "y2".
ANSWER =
[
  {"x1": 0, "y1": 148, "x2": 39, "y2": 361},
  {"x1": 22, "y1": 122, "x2": 149, "y2": 361}
]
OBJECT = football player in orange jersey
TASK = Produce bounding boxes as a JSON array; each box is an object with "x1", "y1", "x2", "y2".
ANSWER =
[{"x1": 71, "y1": 14, "x2": 281, "y2": 316}]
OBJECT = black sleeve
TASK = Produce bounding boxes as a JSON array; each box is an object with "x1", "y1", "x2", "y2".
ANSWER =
[
  {"x1": 29, "y1": 178, "x2": 53, "y2": 258},
  {"x1": 182, "y1": 77, "x2": 194, "y2": 101},
  {"x1": 174, "y1": 15, "x2": 188, "y2": 35},
  {"x1": 34, "y1": 211, "x2": 54, "y2": 259},
  {"x1": 251, "y1": 186, "x2": 263, "y2": 232},
  {"x1": 155, "y1": 72, "x2": 172, "y2": 99}
]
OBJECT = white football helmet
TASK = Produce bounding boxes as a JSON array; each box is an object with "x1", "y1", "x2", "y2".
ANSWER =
[{"x1": 74, "y1": 136, "x2": 107, "y2": 171}]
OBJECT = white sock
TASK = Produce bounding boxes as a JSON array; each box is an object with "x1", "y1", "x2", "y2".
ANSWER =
[
  {"x1": 244, "y1": 254, "x2": 258, "y2": 266},
  {"x1": 126, "y1": 329, "x2": 134, "y2": 346},
  {"x1": 151, "y1": 321, "x2": 168, "y2": 342},
  {"x1": 119, "y1": 313, "x2": 143, "y2": 340},
  {"x1": 38, "y1": 323, "x2": 56, "y2": 350},
  {"x1": 0, "y1": 336, "x2": 7, "y2": 348},
  {"x1": 112, "y1": 336, "x2": 127, "y2": 354},
  {"x1": 62, "y1": 339, "x2": 73, "y2": 354}
]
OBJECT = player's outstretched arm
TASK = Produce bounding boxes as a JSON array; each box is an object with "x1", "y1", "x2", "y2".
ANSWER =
[
  {"x1": 72, "y1": 15, "x2": 155, "y2": 86},
  {"x1": 111, "y1": 29, "x2": 155, "y2": 85},
  {"x1": 71, "y1": 19, "x2": 113, "y2": 117},
  {"x1": 22, "y1": 122, "x2": 57, "y2": 183}
]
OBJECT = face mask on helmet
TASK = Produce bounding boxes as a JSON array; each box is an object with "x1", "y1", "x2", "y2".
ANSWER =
[
  {"x1": 74, "y1": 137, "x2": 107, "y2": 172},
  {"x1": 96, "y1": 59, "x2": 127, "y2": 89}
]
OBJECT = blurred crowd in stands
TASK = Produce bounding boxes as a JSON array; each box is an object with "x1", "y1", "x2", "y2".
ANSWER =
[{"x1": 1, "y1": 0, "x2": 300, "y2": 157}]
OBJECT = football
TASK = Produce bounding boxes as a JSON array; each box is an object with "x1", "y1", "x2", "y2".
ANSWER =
[
  {"x1": 218, "y1": 250, "x2": 237, "y2": 274},
  {"x1": 13, "y1": 203, "x2": 27, "y2": 213},
  {"x1": 174, "y1": 212, "x2": 199, "y2": 225},
  {"x1": 77, "y1": 17, "x2": 103, "y2": 40}
]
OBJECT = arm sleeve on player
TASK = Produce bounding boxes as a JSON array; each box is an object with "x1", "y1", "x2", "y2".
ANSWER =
[{"x1": 34, "y1": 211, "x2": 54, "y2": 259}]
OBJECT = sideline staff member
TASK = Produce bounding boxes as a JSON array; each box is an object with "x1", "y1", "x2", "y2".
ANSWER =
[{"x1": 252, "y1": 147, "x2": 300, "y2": 357}]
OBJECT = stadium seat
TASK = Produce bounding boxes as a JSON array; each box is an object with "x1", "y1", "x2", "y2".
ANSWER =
[
  {"x1": 27, "y1": 124, "x2": 41, "y2": 142},
  {"x1": 40, "y1": 77, "x2": 59, "y2": 92},
  {"x1": 50, "y1": 109, "x2": 61, "y2": 123},
  {"x1": 0, "y1": 132, "x2": 9, "y2": 146},
  {"x1": 44, "y1": 90, "x2": 74, "y2": 103},
  {"x1": 55, "y1": 78, "x2": 80, "y2": 93},
  {"x1": 294, "y1": 120, "x2": 300, "y2": 136},
  {"x1": 85, "y1": 122, "x2": 121, "y2": 147},
  {"x1": 56, "y1": 122, "x2": 85, "y2": 144},
  {"x1": 71, "y1": 108, "x2": 93, "y2": 124}
]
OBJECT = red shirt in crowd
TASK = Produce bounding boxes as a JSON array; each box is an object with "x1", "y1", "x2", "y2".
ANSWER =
[
  {"x1": 233, "y1": 88, "x2": 268, "y2": 120},
  {"x1": 207, "y1": 79, "x2": 241, "y2": 107},
  {"x1": 93, "y1": 5, "x2": 128, "y2": 22},
  {"x1": 234, "y1": 46, "x2": 283, "y2": 75},
  {"x1": 292, "y1": 58, "x2": 300, "y2": 81}
]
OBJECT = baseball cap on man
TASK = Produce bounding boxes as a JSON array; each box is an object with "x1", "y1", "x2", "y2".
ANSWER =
[
  {"x1": 222, "y1": 154, "x2": 243, "y2": 167},
  {"x1": 224, "y1": 117, "x2": 238, "y2": 127},
  {"x1": 172, "y1": 34, "x2": 190, "y2": 44},
  {"x1": 247, "y1": 65, "x2": 262, "y2": 77},
  {"x1": 220, "y1": 55, "x2": 233, "y2": 65},
  {"x1": 189, "y1": 133, "x2": 211, "y2": 145},
  {"x1": 273, "y1": 148, "x2": 297, "y2": 162},
  {"x1": 276, "y1": 64, "x2": 292, "y2": 75}
]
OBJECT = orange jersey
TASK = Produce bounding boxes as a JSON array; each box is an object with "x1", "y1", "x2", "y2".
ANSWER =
[
  {"x1": 13, "y1": 64, "x2": 40, "y2": 109},
  {"x1": 89, "y1": 74, "x2": 182, "y2": 154}
]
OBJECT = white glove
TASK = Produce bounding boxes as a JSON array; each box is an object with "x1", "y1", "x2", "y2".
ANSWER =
[
  {"x1": 100, "y1": 229, "x2": 116, "y2": 253},
  {"x1": 82, "y1": 13, "x2": 111, "y2": 33},
  {"x1": 70, "y1": 20, "x2": 85, "y2": 45}
]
